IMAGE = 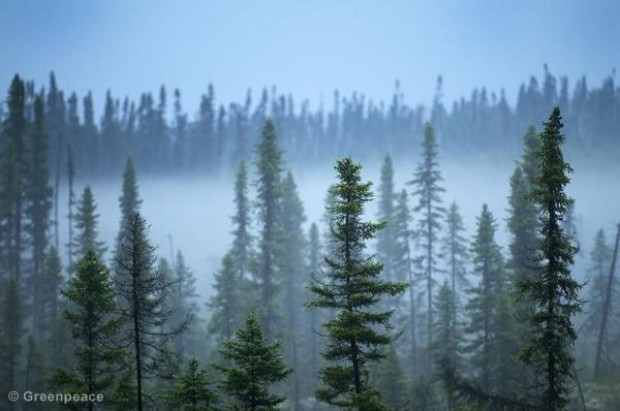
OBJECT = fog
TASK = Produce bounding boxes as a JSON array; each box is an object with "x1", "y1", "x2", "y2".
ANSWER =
[{"x1": 54, "y1": 151, "x2": 619, "y2": 304}]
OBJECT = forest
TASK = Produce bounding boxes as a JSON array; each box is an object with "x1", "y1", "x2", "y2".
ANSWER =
[{"x1": 0, "y1": 69, "x2": 619, "y2": 411}]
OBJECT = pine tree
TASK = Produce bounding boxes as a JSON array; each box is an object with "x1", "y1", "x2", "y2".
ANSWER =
[
  {"x1": 253, "y1": 118, "x2": 285, "y2": 338},
  {"x1": 216, "y1": 312, "x2": 291, "y2": 410},
  {"x1": 464, "y1": 204, "x2": 505, "y2": 393},
  {"x1": 376, "y1": 154, "x2": 396, "y2": 282},
  {"x1": 115, "y1": 157, "x2": 142, "y2": 256},
  {"x1": 308, "y1": 158, "x2": 407, "y2": 410},
  {"x1": 407, "y1": 123, "x2": 445, "y2": 374},
  {"x1": 169, "y1": 358, "x2": 219, "y2": 411},
  {"x1": 115, "y1": 212, "x2": 181, "y2": 411},
  {"x1": 231, "y1": 160, "x2": 252, "y2": 278},
  {"x1": 72, "y1": 185, "x2": 106, "y2": 260},
  {"x1": 51, "y1": 249, "x2": 123, "y2": 410},
  {"x1": 26, "y1": 96, "x2": 54, "y2": 346},
  {"x1": 208, "y1": 253, "x2": 246, "y2": 341},
  {"x1": 519, "y1": 107, "x2": 582, "y2": 410},
  {"x1": 280, "y1": 171, "x2": 307, "y2": 408}
]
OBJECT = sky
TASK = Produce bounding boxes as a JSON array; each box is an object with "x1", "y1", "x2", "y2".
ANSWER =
[{"x1": 1, "y1": 0, "x2": 619, "y2": 118}]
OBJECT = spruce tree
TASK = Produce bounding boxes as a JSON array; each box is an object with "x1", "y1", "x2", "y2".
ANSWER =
[
  {"x1": 208, "y1": 253, "x2": 246, "y2": 341},
  {"x1": 306, "y1": 222, "x2": 322, "y2": 396},
  {"x1": 407, "y1": 123, "x2": 445, "y2": 374},
  {"x1": 169, "y1": 358, "x2": 219, "y2": 411},
  {"x1": 115, "y1": 212, "x2": 181, "y2": 411},
  {"x1": 464, "y1": 204, "x2": 505, "y2": 392},
  {"x1": 376, "y1": 154, "x2": 396, "y2": 282},
  {"x1": 372, "y1": 344, "x2": 408, "y2": 410},
  {"x1": 433, "y1": 281, "x2": 460, "y2": 409},
  {"x1": 253, "y1": 118, "x2": 285, "y2": 338},
  {"x1": 231, "y1": 159, "x2": 252, "y2": 278},
  {"x1": 115, "y1": 157, "x2": 142, "y2": 256},
  {"x1": 216, "y1": 312, "x2": 291, "y2": 410},
  {"x1": 72, "y1": 186, "x2": 106, "y2": 260},
  {"x1": 66, "y1": 145, "x2": 76, "y2": 276},
  {"x1": 519, "y1": 107, "x2": 582, "y2": 410},
  {"x1": 51, "y1": 249, "x2": 124, "y2": 410},
  {"x1": 308, "y1": 158, "x2": 407, "y2": 410},
  {"x1": 25, "y1": 96, "x2": 53, "y2": 346},
  {"x1": 281, "y1": 171, "x2": 307, "y2": 409},
  {"x1": 173, "y1": 251, "x2": 200, "y2": 359}
]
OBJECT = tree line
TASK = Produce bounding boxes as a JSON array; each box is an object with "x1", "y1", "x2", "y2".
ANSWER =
[
  {"x1": 1, "y1": 66, "x2": 618, "y2": 182},
  {"x1": 1, "y1": 73, "x2": 619, "y2": 410}
]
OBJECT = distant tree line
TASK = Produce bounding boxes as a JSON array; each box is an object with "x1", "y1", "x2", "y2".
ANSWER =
[{"x1": 1, "y1": 66, "x2": 618, "y2": 181}]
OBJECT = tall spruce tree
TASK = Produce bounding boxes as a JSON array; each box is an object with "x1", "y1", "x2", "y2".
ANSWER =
[
  {"x1": 519, "y1": 107, "x2": 582, "y2": 410},
  {"x1": 231, "y1": 160, "x2": 252, "y2": 278},
  {"x1": 281, "y1": 171, "x2": 307, "y2": 409},
  {"x1": 464, "y1": 204, "x2": 505, "y2": 393},
  {"x1": 433, "y1": 281, "x2": 460, "y2": 409},
  {"x1": 308, "y1": 158, "x2": 407, "y2": 410},
  {"x1": 51, "y1": 249, "x2": 124, "y2": 410},
  {"x1": 216, "y1": 311, "x2": 291, "y2": 410},
  {"x1": 72, "y1": 186, "x2": 106, "y2": 260},
  {"x1": 407, "y1": 123, "x2": 445, "y2": 374},
  {"x1": 26, "y1": 96, "x2": 53, "y2": 346},
  {"x1": 115, "y1": 212, "x2": 181, "y2": 411},
  {"x1": 115, "y1": 157, "x2": 142, "y2": 257},
  {"x1": 66, "y1": 145, "x2": 76, "y2": 276},
  {"x1": 376, "y1": 154, "x2": 396, "y2": 283},
  {"x1": 253, "y1": 118, "x2": 285, "y2": 338},
  {"x1": 208, "y1": 253, "x2": 245, "y2": 341}
]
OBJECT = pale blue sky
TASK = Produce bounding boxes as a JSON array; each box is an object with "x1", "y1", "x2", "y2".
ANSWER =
[{"x1": 1, "y1": 0, "x2": 618, "y2": 117}]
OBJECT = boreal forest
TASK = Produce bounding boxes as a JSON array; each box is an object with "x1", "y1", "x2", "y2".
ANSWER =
[{"x1": 1, "y1": 2, "x2": 619, "y2": 411}]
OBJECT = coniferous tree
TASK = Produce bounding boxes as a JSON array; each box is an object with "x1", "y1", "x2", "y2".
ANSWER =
[
  {"x1": 309, "y1": 158, "x2": 407, "y2": 410},
  {"x1": 442, "y1": 202, "x2": 468, "y2": 301},
  {"x1": 72, "y1": 186, "x2": 106, "y2": 260},
  {"x1": 372, "y1": 344, "x2": 408, "y2": 410},
  {"x1": 407, "y1": 123, "x2": 445, "y2": 374},
  {"x1": 0, "y1": 278, "x2": 23, "y2": 410},
  {"x1": 231, "y1": 160, "x2": 252, "y2": 278},
  {"x1": 208, "y1": 254, "x2": 245, "y2": 341},
  {"x1": 115, "y1": 157, "x2": 142, "y2": 257},
  {"x1": 216, "y1": 311, "x2": 291, "y2": 410},
  {"x1": 115, "y1": 212, "x2": 181, "y2": 411},
  {"x1": 253, "y1": 118, "x2": 285, "y2": 338},
  {"x1": 306, "y1": 222, "x2": 322, "y2": 397},
  {"x1": 464, "y1": 204, "x2": 505, "y2": 393},
  {"x1": 172, "y1": 251, "x2": 200, "y2": 359},
  {"x1": 519, "y1": 107, "x2": 582, "y2": 410},
  {"x1": 281, "y1": 171, "x2": 307, "y2": 409},
  {"x1": 66, "y1": 145, "x2": 76, "y2": 276},
  {"x1": 169, "y1": 358, "x2": 219, "y2": 411},
  {"x1": 433, "y1": 281, "x2": 460, "y2": 409},
  {"x1": 51, "y1": 249, "x2": 124, "y2": 411},
  {"x1": 376, "y1": 154, "x2": 396, "y2": 283},
  {"x1": 26, "y1": 96, "x2": 53, "y2": 346}
]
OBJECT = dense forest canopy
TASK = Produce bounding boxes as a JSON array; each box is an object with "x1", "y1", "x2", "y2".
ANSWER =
[{"x1": 0, "y1": 66, "x2": 619, "y2": 411}]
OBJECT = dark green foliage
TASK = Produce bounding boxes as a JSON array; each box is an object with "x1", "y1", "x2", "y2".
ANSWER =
[
  {"x1": 309, "y1": 158, "x2": 407, "y2": 410},
  {"x1": 433, "y1": 281, "x2": 461, "y2": 371},
  {"x1": 169, "y1": 358, "x2": 219, "y2": 411},
  {"x1": 407, "y1": 123, "x2": 445, "y2": 374},
  {"x1": 172, "y1": 251, "x2": 201, "y2": 359},
  {"x1": 231, "y1": 160, "x2": 252, "y2": 278},
  {"x1": 372, "y1": 344, "x2": 408, "y2": 410},
  {"x1": 519, "y1": 107, "x2": 582, "y2": 410},
  {"x1": 216, "y1": 312, "x2": 291, "y2": 410},
  {"x1": 115, "y1": 212, "x2": 180, "y2": 411},
  {"x1": 72, "y1": 186, "x2": 106, "y2": 260},
  {"x1": 115, "y1": 157, "x2": 142, "y2": 255},
  {"x1": 0, "y1": 278, "x2": 23, "y2": 407},
  {"x1": 253, "y1": 118, "x2": 285, "y2": 338},
  {"x1": 50, "y1": 249, "x2": 124, "y2": 410},
  {"x1": 443, "y1": 202, "x2": 469, "y2": 298}
]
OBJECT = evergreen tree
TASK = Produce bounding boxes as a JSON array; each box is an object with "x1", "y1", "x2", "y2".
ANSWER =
[
  {"x1": 433, "y1": 281, "x2": 460, "y2": 409},
  {"x1": 72, "y1": 185, "x2": 106, "y2": 260},
  {"x1": 41, "y1": 246, "x2": 64, "y2": 370},
  {"x1": 51, "y1": 249, "x2": 124, "y2": 411},
  {"x1": 0, "y1": 278, "x2": 23, "y2": 410},
  {"x1": 306, "y1": 222, "x2": 322, "y2": 396},
  {"x1": 169, "y1": 358, "x2": 219, "y2": 411},
  {"x1": 115, "y1": 157, "x2": 142, "y2": 256},
  {"x1": 376, "y1": 154, "x2": 396, "y2": 282},
  {"x1": 308, "y1": 158, "x2": 407, "y2": 410},
  {"x1": 231, "y1": 160, "x2": 252, "y2": 278},
  {"x1": 464, "y1": 204, "x2": 505, "y2": 393},
  {"x1": 253, "y1": 118, "x2": 285, "y2": 338},
  {"x1": 208, "y1": 253, "x2": 246, "y2": 341},
  {"x1": 25, "y1": 96, "x2": 53, "y2": 346},
  {"x1": 372, "y1": 344, "x2": 408, "y2": 410},
  {"x1": 173, "y1": 251, "x2": 200, "y2": 359},
  {"x1": 216, "y1": 312, "x2": 291, "y2": 410},
  {"x1": 442, "y1": 202, "x2": 468, "y2": 300},
  {"x1": 281, "y1": 171, "x2": 307, "y2": 409},
  {"x1": 407, "y1": 123, "x2": 445, "y2": 374},
  {"x1": 519, "y1": 107, "x2": 582, "y2": 410},
  {"x1": 115, "y1": 212, "x2": 181, "y2": 411},
  {"x1": 66, "y1": 145, "x2": 76, "y2": 276}
]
